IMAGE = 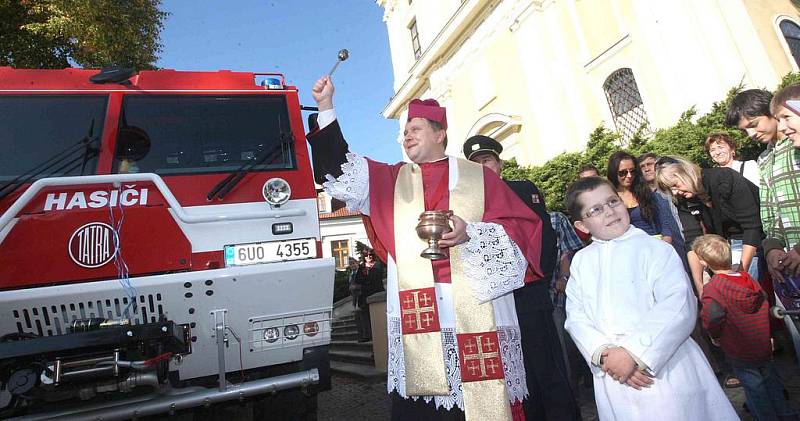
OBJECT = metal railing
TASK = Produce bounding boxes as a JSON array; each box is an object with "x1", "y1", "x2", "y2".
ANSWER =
[{"x1": 0, "y1": 173, "x2": 306, "y2": 233}]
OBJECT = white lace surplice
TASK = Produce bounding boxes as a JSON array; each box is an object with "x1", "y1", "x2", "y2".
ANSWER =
[
  {"x1": 323, "y1": 154, "x2": 529, "y2": 410},
  {"x1": 322, "y1": 152, "x2": 371, "y2": 215},
  {"x1": 463, "y1": 222, "x2": 527, "y2": 303}
]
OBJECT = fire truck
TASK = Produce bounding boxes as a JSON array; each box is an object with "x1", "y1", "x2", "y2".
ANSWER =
[{"x1": 0, "y1": 66, "x2": 334, "y2": 420}]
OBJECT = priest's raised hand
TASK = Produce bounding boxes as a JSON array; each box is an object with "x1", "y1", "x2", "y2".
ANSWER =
[{"x1": 311, "y1": 76, "x2": 334, "y2": 111}]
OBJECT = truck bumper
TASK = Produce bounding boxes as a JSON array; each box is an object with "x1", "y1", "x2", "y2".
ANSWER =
[{"x1": 10, "y1": 368, "x2": 321, "y2": 421}]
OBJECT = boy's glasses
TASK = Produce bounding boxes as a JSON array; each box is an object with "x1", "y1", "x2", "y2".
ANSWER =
[
  {"x1": 583, "y1": 197, "x2": 623, "y2": 219},
  {"x1": 617, "y1": 169, "x2": 636, "y2": 178}
]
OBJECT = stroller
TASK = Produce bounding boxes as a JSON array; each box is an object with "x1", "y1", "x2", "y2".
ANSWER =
[{"x1": 773, "y1": 274, "x2": 800, "y2": 364}]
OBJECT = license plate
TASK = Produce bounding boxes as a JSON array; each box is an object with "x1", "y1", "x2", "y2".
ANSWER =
[{"x1": 224, "y1": 238, "x2": 316, "y2": 267}]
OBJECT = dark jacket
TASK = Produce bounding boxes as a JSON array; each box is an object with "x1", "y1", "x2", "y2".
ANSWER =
[
  {"x1": 505, "y1": 179, "x2": 557, "y2": 312},
  {"x1": 700, "y1": 272, "x2": 771, "y2": 366},
  {"x1": 308, "y1": 120, "x2": 349, "y2": 184},
  {"x1": 700, "y1": 167, "x2": 763, "y2": 247},
  {"x1": 352, "y1": 262, "x2": 385, "y2": 309}
]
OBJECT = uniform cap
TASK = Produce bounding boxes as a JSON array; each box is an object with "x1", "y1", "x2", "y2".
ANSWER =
[
  {"x1": 463, "y1": 135, "x2": 502, "y2": 160},
  {"x1": 407, "y1": 99, "x2": 447, "y2": 130}
]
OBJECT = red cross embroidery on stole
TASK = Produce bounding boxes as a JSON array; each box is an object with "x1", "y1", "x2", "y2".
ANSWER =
[
  {"x1": 457, "y1": 332, "x2": 505, "y2": 382},
  {"x1": 399, "y1": 287, "x2": 440, "y2": 334}
]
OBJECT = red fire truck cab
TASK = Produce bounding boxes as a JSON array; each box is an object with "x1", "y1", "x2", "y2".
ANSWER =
[{"x1": 0, "y1": 67, "x2": 334, "y2": 420}]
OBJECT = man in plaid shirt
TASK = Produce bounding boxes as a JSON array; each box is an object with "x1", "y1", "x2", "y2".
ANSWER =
[
  {"x1": 765, "y1": 85, "x2": 800, "y2": 281},
  {"x1": 726, "y1": 88, "x2": 799, "y2": 281}
]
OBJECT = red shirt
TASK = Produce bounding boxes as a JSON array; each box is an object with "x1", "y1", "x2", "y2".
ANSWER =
[{"x1": 700, "y1": 272, "x2": 771, "y2": 365}]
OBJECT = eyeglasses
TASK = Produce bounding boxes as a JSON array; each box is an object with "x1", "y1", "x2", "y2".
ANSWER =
[
  {"x1": 617, "y1": 169, "x2": 636, "y2": 178},
  {"x1": 583, "y1": 197, "x2": 623, "y2": 219}
]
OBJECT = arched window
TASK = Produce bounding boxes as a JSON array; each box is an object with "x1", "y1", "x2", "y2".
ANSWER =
[
  {"x1": 603, "y1": 68, "x2": 650, "y2": 142},
  {"x1": 779, "y1": 19, "x2": 800, "y2": 68}
]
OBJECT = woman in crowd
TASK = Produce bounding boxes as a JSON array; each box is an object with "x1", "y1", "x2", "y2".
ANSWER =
[
  {"x1": 607, "y1": 151, "x2": 677, "y2": 243},
  {"x1": 655, "y1": 158, "x2": 706, "y2": 247},
  {"x1": 352, "y1": 248, "x2": 385, "y2": 343},
  {"x1": 655, "y1": 156, "x2": 763, "y2": 295},
  {"x1": 705, "y1": 132, "x2": 760, "y2": 186}
]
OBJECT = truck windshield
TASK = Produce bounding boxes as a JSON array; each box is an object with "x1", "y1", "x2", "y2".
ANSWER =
[
  {"x1": 0, "y1": 95, "x2": 106, "y2": 182},
  {"x1": 114, "y1": 95, "x2": 295, "y2": 175}
]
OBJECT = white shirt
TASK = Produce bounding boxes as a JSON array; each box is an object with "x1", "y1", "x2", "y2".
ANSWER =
[
  {"x1": 725, "y1": 159, "x2": 760, "y2": 187},
  {"x1": 565, "y1": 226, "x2": 737, "y2": 420}
]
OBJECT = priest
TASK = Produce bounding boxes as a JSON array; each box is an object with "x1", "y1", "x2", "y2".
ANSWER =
[
  {"x1": 307, "y1": 75, "x2": 544, "y2": 421},
  {"x1": 463, "y1": 135, "x2": 580, "y2": 420}
]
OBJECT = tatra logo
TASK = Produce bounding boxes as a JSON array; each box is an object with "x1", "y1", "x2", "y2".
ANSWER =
[
  {"x1": 68, "y1": 222, "x2": 118, "y2": 268},
  {"x1": 44, "y1": 186, "x2": 149, "y2": 211}
]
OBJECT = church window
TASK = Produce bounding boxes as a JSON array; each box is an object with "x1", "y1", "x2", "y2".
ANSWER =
[
  {"x1": 331, "y1": 239, "x2": 350, "y2": 269},
  {"x1": 317, "y1": 193, "x2": 328, "y2": 213},
  {"x1": 603, "y1": 68, "x2": 650, "y2": 143},
  {"x1": 409, "y1": 19, "x2": 422, "y2": 60},
  {"x1": 779, "y1": 19, "x2": 800, "y2": 68}
]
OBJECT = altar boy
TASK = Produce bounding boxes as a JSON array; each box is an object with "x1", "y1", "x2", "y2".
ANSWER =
[{"x1": 563, "y1": 177, "x2": 737, "y2": 420}]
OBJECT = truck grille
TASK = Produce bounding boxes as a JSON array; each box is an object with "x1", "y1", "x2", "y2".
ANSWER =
[{"x1": 11, "y1": 294, "x2": 165, "y2": 336}]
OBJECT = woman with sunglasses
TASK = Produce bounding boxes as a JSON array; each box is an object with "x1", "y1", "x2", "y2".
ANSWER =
[
  {"x1": 655, "y1": 156, "x2": 763, "y2": 295},
  {"x1": 607, "y1": 151, "x2": 676, "y2": 244}
]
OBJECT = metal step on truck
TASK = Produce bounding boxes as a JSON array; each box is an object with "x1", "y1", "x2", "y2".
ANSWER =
[{"x1": 0, "y1": 66, "x2": 334, "y2": 420}]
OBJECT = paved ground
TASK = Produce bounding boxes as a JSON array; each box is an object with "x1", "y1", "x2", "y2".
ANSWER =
[
  {"x1": 318, "y1": 349, "x2": 800, "y2": 420},
  {"x1": 318, "y1": 375, "x2": 390, "y2": 420}
]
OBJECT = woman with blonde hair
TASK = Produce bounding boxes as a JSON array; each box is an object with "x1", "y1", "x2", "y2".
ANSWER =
[{"x1": 655, "y1": 156, "x2": 763, "y2": 295}]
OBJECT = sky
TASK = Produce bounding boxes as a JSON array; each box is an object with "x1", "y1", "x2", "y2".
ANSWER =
[{"x1": 157, "y1": 0, "x2": 402, "y2": 163}]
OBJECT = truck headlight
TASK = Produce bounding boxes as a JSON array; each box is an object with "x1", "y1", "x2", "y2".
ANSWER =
[
  {"x1": 262, "y1": 178, "x2": 291, "y2": 207},
  {"x1": 283, "y1": 325, "x2": 300, "y2": 340},
  {"x1": 263, "y1": 327, "x2": 280, "y2": 343},
  {"x1": 303, "y1": 322, "x2": 319, "y2": 337}
]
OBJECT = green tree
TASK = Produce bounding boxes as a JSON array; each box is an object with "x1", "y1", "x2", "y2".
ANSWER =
[
  {"x1": 332, "y1": 269, "x2": 351, "y2": 303},
  {"x1": 777, "y1": 71, "x2": 800, "y2": 90},
  {"x1": 0, "y1": 0, "x2": 167, "y2": 70},
  {"x1": 500, "y1": 74, "x2": 800, "y2": 213}
]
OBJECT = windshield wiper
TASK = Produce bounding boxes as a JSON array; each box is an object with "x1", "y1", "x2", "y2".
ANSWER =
[
  {"x1": 206, "y1": 131, "x2": 292, "y2": 201},
  {"x1": 0, "y1": 120, "x2": 98, "y2": 200}
]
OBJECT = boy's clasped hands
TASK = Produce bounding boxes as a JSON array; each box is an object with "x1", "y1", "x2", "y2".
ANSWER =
[{"x1": 601, "y1": 347, "x2": 655, "y2": 390}]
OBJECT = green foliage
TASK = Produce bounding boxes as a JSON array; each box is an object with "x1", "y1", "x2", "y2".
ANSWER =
[
  {"x1": 503, "y1": 75, "x2": 800, "y2": 213},
  {"x1": 332, "y1": 269, "x2": 351, "y2": 303},
  {"x1": 0, "y1": 0, "x2": 168, "y2": 70},
  {"x1": 583, "y1": 126, "x2": 622, "y2": 167},
  {"x1": 354, "y1": 241, "x2": 369, "y2": 263},
  {"x1": 777, "y1": 71, "x2": 800, "y2": 91}
]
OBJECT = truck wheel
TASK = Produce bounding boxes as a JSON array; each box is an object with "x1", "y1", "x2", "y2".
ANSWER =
[{"x1": 253, "y1": 389, "x2": 317, "y2": 421}]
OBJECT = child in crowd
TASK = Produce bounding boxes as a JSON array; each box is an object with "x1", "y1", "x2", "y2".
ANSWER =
[
  {"x1": 695, "y1": 234, "x2": 798, "y2": 420},
  {"x1": 563, "y1": 176, "x2": 737, "y2": 420}
]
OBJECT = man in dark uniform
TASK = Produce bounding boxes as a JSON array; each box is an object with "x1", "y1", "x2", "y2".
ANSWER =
[{"x1": 463, "y1": 135, "x2": 581, "y2": 421}]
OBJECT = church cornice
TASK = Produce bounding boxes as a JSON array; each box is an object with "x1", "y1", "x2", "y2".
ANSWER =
[
  {"x1": 382, "y1": 0, "x2": 497, "y2": 118},
  {"x1": 376, "y1": 0, "x2": 397, "y2": 23}
]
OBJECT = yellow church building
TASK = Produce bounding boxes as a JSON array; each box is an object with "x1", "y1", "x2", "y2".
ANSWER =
[{"x1": 377, "y1": 0, "x2": 800, "y2": 165}]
